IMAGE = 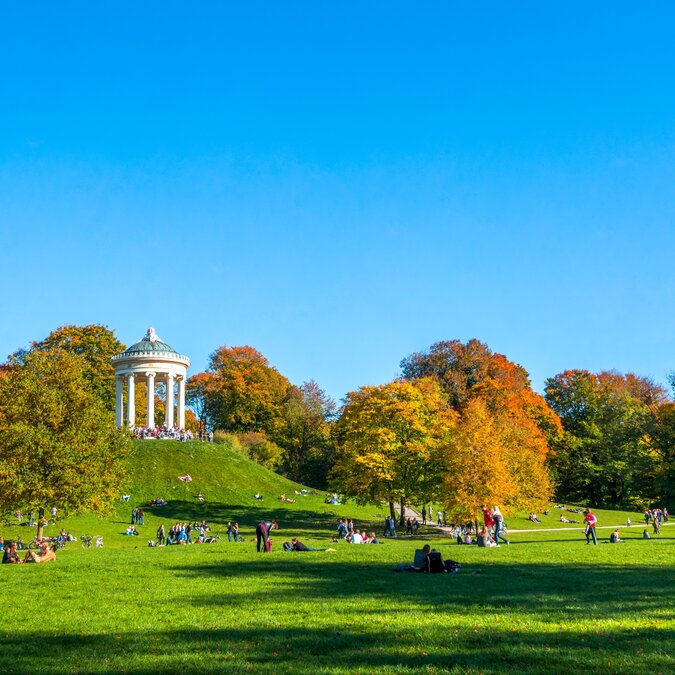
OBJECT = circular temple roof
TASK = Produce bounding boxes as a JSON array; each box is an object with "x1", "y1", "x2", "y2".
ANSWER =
[
  {"x1": 112, "y1": 328, "x2": 190, "y2": 367},
  {"x1": 122, "y1": 327, "x2": 177, "y2": 355}
]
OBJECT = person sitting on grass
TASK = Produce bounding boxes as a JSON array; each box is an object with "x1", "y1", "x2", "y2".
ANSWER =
[
  {"x1": 609, "y1": 529, "x2": 624, "y2": 543},
  {"x1": 529, "y1": 513, "x2": 542, "y2": 523},
  {"x1": 424, "y1": 547, "x2": 447, "y2": 573},
  {"x1": 369, "y1": 532, "x2": 380, "y2": 544},
  {"x1": 412, "y1": 544, "x2": 431, "y2": 571},
  {"x1": 643, "y1": 529, "x2": 650, "y2": 539},
  {"x1": 2, "y1": 541, "x2": 22, "y2": 564},
  {"x1": 24, "y1": 541, "x2": 57, "y2": 563},
  {"x1": 477, "y1": 526, "x2": 496, "y2": 548},
  {"x1": 125, "y1": 525, "x2": 139, "y2": 536}
]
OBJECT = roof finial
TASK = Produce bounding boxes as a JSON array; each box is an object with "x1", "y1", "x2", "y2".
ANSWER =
[{"x1": 145, "y1": 327, "x2": 159, "y2": 342}]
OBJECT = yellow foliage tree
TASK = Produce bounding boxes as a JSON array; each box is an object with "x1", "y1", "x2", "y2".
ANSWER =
[{"x1": 331, "y1": 378, "x2": 456, "y2": 524}]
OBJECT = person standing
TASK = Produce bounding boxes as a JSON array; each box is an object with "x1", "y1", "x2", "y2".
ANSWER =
[
  {"x1": 492, "y1": 506, "x2": 510, "y2": 546},
  {"x1": 256, "y1": 520, "x2": 278, "y2": 552},
  {"x1": 157, "y1": 524, "x2": 165, "y2": 546},
  {"x1": 584, "y1": 509, "x2": 598, "y2": 545},
  {"x1": 421, "y1": 506, "x2": 427, "y2": 525}
]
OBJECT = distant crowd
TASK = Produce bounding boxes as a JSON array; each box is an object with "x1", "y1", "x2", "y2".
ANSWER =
[{"x1": 132, "y1": 426, "x2": 216, "y2": 442}]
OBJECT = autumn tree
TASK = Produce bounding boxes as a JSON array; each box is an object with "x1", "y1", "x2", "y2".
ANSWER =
[
  {"x1": 400, "y1": 339, "x2": 561, "y2": 447},
  {"x1": 193, "y1": 346, "x2": 292, "y2": 441},
  {"x1": 186, "y1": 371, "x2": 218, "y2": 430},
  {"x1": 16, "y1": 324, "x2": 125, "y2": 413},
  {"x1": 401, "y1": 339, "x2": 558, "y2": 519},
  {"x1": 0, "y1": 349, "x2": 130, "y2": 539},
  {"x1": 330, "y1": 379, "x2": 456, "y2": 524},
  {"x1": 280, "y1": 380, "x2": 336, "y2": 487}
]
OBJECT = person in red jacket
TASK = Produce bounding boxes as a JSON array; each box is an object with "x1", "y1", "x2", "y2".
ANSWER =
[
  {"x1": 482, "y1": 506, "x2": 494, "y2": 528},
  {"x1": 584, "y1": 509, "x2": 598, "y2": 545}
]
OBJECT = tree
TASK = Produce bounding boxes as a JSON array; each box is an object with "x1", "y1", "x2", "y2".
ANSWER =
[
  {"x1": 400, "y1": 339, "x2": 561, "y2": 446},
  {"x1": 17, "y1": 324, "x2": 125, "y2": 413},
  {"x1": 281, "y1": 380, "x2": 336, "y2": 487},
  {"x1": 0, "y1": 349, "x2": 130, "y2": 539},
  {"x1": 186, "y1": 371, "x2": 218, "y2": 431},
  {"x1": 330, "y1": 379, "x2": 456, "y2": 524},
  {"x1": 197, "y1": 346, "x2": 291, "y2": 439},
  {"x1": 544, "y1": 370, "x2": 667, "y2": 508},
  {"x1": 400, "y1": 339, "x2": 493, "y2": 409}
]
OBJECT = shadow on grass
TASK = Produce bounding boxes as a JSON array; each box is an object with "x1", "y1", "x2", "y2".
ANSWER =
[
  {"x1": 147, "y1": 500, "x2": 379, "y2": 536},
  {"x1": 4, "y1": 623, "x2": 673, "y2": 673},
  {"x1": 169, "y1": 558, "x2": 675, "y2": 622}
]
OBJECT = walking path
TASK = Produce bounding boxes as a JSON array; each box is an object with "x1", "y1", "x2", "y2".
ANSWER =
[
  {"x1": 396, "y1": 504, "x2": 672, "y2": 536},
  {"x1": 431, "y1": 522, "x2": 672, "y2": 535}
]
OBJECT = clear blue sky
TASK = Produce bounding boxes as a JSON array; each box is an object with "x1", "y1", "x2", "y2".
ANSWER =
[{"x1": 1, "y1": 2, "x2": 674, "y2": 402}]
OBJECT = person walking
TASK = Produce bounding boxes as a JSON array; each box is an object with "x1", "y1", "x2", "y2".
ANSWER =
[
  {"x1": 584, "y1": 509, "x2": 598, "y2": 545},
  {"x1": 421, "y1": 506, "x2": 427, "y2": 525},
  {"x1": 256, "y1": 520, "x2": 278, "y2": 552},
  {"x1": 492, "y1": 506, "x2": 510, "y2": 546}
]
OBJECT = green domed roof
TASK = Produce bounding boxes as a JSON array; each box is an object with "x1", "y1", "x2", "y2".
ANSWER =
[{"x1": 120, "y1": 328, "x2": 177, "y2": 356}]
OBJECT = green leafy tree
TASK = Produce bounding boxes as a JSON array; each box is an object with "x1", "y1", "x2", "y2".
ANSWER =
[
  {"x1": 0, "y1": 349, "x2": 130, "y2": 539},
  {"x1": 281, "y1": 380, "x2": 336, "y2": 487},
  {"x1": 545, "y1": 370, "x2": 667, "y2": 508},
  {"x1": 330, "y1": 378, "x2": 456, "y2": 524},
  {"x1": 12, "y1": 324, "x2": 125, "y2": 413}
]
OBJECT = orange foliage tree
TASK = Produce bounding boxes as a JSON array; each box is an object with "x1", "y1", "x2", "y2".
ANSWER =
[
  {"x1": 402, "y1": 339, "x2": 559, "y2": 519},
  {"x1": 189, "y1": 346, "x2": 291, "y2": 439}
]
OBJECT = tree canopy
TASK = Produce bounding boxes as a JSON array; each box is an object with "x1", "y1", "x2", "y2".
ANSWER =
[
  {"x1": 0, "y1": 348, "x2": 130, "y2": 535},
  {"x1": 330, "y1": 378, "x2": 456, "y2": 522},
  {"x1": 545, "y1": 370, "x2": 669, "y2": 508},
  {"x1": 189, "y1": 345, "x2": 292, "y2": 438},
  {"x1": 8, "y1": 324, "x2": 125, "y2": 416}
]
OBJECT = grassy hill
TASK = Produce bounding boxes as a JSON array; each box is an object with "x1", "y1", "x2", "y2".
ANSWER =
[
  {"x1": 2, "y1": 439, "x2": 661, "y2": 548},
  {"x1": 4, "y1": 439, "x2": 388, "y2": 547}
]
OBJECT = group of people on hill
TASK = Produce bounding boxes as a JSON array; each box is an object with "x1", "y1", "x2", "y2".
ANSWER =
[{"x1": 132, "y1": 425, "x2": 196, "y2": 441}]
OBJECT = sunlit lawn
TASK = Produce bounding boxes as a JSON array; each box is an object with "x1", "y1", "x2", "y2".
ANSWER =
[
  {"x1": 2, "y1": 441, "x2": 673, "y2": 673},
  {"x1": 3, "y1": 522, "x2": 673, "y2": 673}
]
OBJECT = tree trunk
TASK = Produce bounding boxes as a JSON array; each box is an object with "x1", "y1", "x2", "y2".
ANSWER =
[
  {"x1": 399, "y1": 498, "x2": 406, "y2": 527},
  {"x1": 36, "y1": 507, "x2": 45, "y2": 541},
  {"x1": 389, "y1": 501, "x2": 396, "y2": 520}
]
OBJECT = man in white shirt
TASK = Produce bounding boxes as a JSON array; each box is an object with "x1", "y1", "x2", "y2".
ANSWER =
[{"x1": 351, "y1": 530, "x2": 363, "y2": 544}]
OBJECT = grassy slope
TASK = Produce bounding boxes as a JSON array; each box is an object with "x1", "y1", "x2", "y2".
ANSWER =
[{"x1": 2, "y1": 440, "x2": 674, "y2": 674}]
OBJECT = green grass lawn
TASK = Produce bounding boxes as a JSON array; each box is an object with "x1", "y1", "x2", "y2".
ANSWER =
[{"x1": 2, "y1": 441, "x2": 673, "y2": 673}]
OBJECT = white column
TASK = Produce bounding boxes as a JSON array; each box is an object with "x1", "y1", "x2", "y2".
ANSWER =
[
  {"x1": 146, "y1": 372, "x2": 156, "y2": 428},
  {"x1": 177, "y1": 376, "x2": 185, "y2": 429},
  {"x1": 126, "y1": 374, "x2": 135, "y2": 428},
  {"x1": 165, "y1": 373, "x2": 175, "y2": 429},
  {"x1": 115, "y1": 376, "x2": 124, "y2": 427}
]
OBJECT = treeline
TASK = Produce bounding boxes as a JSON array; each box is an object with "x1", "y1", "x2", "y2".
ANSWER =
[
  {"x1": 1, "y1": 325, "x2": 672, "y2": 521},
  {"x1": 188, "y1": 338, "x2": 674, "y2": 514}
]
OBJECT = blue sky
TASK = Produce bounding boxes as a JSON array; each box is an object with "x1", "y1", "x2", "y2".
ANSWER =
[{"x1": 1, "y1": 2, "x2": 674, "y2": 402}]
